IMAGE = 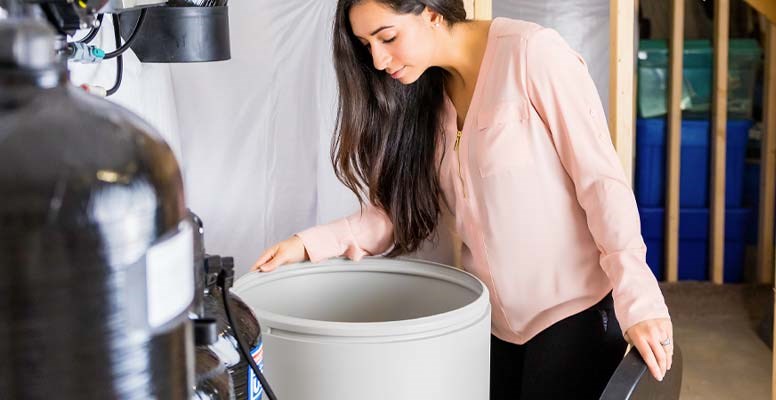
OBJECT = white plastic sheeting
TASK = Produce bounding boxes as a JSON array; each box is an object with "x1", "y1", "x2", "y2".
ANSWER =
[
  {"x1": 168, "y1": 1, "x2": 359, "y2": 277},
  {"x1": 493, "y1": 0, "x2": 611, "y2": 117}
]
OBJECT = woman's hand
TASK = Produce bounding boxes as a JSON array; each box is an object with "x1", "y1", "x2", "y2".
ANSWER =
[
  {"x1": 625, "y1": 318, "x2": 674, "y2": 381},
  {"x1": 251, "y1": 235, "x2": 309, "y2": 272}
]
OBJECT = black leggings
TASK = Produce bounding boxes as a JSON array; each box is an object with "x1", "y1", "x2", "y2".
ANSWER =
[{"x1": 490, "y1": 293, "x2": 628, "y2": 400}]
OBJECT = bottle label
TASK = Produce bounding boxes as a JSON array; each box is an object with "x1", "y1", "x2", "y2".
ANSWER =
[{"x1": 248, "y1": 339, "x2": 265, "y2": 400}]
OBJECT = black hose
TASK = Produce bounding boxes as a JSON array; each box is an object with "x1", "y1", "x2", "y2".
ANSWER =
[
  {"x1": 106, "y1": 15, "x2": 123, "y2": 97},
  {"x1": 76, "y1": 14, "x2": 104, "y2": 44},
  {"x1": 103, "y1": 10, "x2": 146, "y2": 60},
  {"x1": 219, "y1": 277, "x2": 278, "y2": 400},
  {"x1": 40, "y1": 4, "x2": 67, "y2": 36}
]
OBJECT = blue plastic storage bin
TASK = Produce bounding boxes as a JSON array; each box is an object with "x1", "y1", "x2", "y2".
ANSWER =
[
  {"x1": 725, "y1": 120, "x2": 752, "y2": 207},
  {"x1": 639, "y1": 207, "x2": 751, "y2": 282},
  {"x1": 743, "y1": 160, "x2": 776, "y2": 245},
  {"x1": 743, "y1": 160, "x2": 760, "y2": 211},
  {"x1": 635, "y1": 118, "x2": 751, "y2": 208}
]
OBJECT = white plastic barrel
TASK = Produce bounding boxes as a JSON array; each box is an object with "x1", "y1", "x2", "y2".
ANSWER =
[{"x1": 233, "y1": 258, "x2": 491, "y2": 400}]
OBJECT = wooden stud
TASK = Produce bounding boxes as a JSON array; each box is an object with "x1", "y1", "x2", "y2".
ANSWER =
[
  {"x1": 742, "y1": 0, "x2": 776, "y2": 25},
  {"x1": 767, "y1": 22, "x2": 776, "y2": 400},
  {"x1": 609, "y1": 0, "x2": 636, "y2": 183},
  {"x1": 464, "y1": 0, "x2": 491, "y2": 20},
  {"x1": 473, "y1": 0, "x2": 492, "y2": 20},
  {"x1": 709, "y1": 0, "x2": 729, "y2": 285},
  {"x1": 463, "y1": 0, "x2": 474, "y2": 19},
  {"x1": 760, "y1": 22, "x2": 776, "y2": 284},
  {"x1": 634, "y1": 0, "x2": 640, "y2": 154},
  {"x1": 665, "y1": 0, "x2": 685, "y2": 283}
]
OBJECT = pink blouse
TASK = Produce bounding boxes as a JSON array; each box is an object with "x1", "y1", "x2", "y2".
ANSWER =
[{"x1": 297, "y1": 18, "x2": 670, "y2": 344}]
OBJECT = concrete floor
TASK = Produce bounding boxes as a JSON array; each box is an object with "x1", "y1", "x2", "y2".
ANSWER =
[{"x1": 661, "y1": 281, "x2": 772, "y2": 399}]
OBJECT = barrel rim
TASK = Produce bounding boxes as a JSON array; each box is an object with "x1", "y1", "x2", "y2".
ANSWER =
[{"x1": 233, "y1": 257, "x2": 490, "y2": 340}]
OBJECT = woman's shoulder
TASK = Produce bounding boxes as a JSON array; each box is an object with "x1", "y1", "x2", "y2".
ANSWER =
[
  {"x1": 490, "y1": 18, "x2": 573, "y2": 60},
  {"x1": 489, "y1": 17, "x2": 545, "y2": 40}
]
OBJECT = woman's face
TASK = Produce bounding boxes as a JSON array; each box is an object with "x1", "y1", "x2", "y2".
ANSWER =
[{"x1": 349, "y1": 1, "x2": 437, "y2": 84}]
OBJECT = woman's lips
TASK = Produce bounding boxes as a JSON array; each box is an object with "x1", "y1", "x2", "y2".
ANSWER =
[{"x1": 390, "y1": 66, "x2": 406, "y2": 79}]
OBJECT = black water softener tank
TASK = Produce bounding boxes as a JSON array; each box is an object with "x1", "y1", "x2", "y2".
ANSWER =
[
  {"x1": 0, "y1": 16, "x2": 195, "y2": 399},
  {"x1": 188, "y1": 211, "x2": 236, "y2": 400},
  {"x1": 203, "y1": 255, "x2": 264, "y2": 400},
  {"x1": 193, "y1": 318, "x2": 236, "y2": 400},
  {"x1": 189, "y1": 211, "x2": 208, "y2": 318}
]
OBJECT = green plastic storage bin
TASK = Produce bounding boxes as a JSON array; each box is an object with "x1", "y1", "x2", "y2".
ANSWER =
[{"x1": 638, "y1": 39, "x2": 762, "y2": 119}]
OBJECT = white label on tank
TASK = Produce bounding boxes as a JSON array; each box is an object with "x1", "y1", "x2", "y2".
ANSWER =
[
  {"x1": 248, "y1": 340, "x2": 265, "y2": 400},
  {"x1": 146, "y1": 223, "x2": 194, "y2": 329}
]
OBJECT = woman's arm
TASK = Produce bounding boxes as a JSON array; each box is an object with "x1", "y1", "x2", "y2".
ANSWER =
[{"x1": 524, "y1": 28, "x2": 673, "y2": 380}]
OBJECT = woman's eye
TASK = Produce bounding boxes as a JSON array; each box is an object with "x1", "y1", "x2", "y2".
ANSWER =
[{"x1": 383, "y1": 36, "x2": 396, "y2": 43}]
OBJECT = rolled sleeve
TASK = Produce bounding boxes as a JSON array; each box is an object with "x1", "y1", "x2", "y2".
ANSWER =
[{"x1": 296, "y1": 205, "x2": 394, "y2": 263}]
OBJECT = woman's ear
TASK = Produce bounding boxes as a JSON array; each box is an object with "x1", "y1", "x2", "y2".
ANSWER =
[{"x1": 423, "y1": 6, "x2": 443, "y2": 28}]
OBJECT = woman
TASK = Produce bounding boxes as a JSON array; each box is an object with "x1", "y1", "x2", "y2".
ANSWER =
[{"x1": 252, "y1": 0, "x2": 673, "y2": 398}]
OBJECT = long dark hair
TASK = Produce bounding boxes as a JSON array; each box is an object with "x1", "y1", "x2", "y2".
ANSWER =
[{"x1": 332, "y1": 0, "x2": 467, "y2": 256}]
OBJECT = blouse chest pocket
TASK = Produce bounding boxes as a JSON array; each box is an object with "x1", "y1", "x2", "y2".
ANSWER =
[{"x1": 475, "y1": 100, "x2": 533, "y2": 178}]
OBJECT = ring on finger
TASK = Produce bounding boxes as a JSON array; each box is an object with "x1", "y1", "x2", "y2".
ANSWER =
[{"x1": 660, "y1": 337, "x2": 672, "y2": 347}]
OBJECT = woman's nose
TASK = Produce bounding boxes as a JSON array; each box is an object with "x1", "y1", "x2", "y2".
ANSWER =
[{"x1": 371, "y1": 46, "x2": 391, "y2": 71}]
